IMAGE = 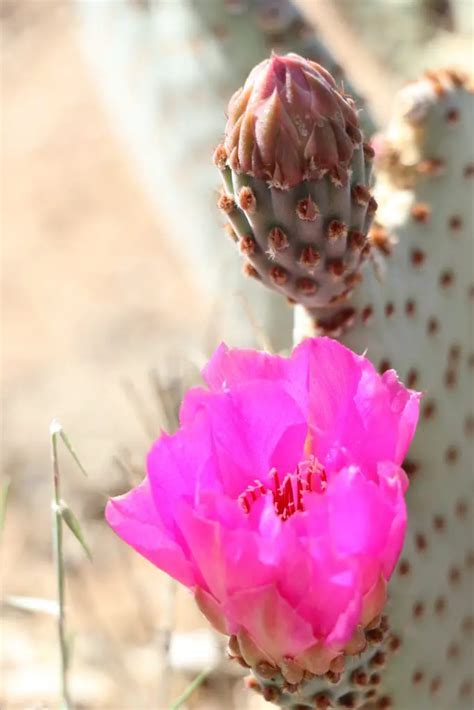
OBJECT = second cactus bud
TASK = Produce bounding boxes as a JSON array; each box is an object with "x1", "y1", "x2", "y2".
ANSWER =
[{"x1": 215, "y1": 53, "x2": 376, "y2": 309}]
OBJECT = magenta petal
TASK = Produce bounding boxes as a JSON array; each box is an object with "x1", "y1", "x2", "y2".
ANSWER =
[
  {"x1": 175, "y1": 500, "x2": 278, "y2": 600},
  {"x1": 224, "y1": 584, "x2": 316, "y2": 659},
  {"x1": 146, "y1": 414, "x2": 221, "y2": 530},
  {"x1": 383, "y1": 511, "x2": 407, "y2": 579},
  {"x1": 328, "y1": 467, "x2": 392, "y2": 556},
  {"x1": 289, "y1": 337, "x2": 365, "y2": 457},
  {"x1": 269, "y1": 422, "x2": 310, "y2": 477},
  {"x1": 257, "y1": 500, "x2": 313, "y2": 607},
  {"x1": 203, "y1": 342, "x2": 287, "y2": 390},
  {"x1": 377, "y1": 462, "x2": 408, "y2": 577},
  {"x1": 326, "y1": 591, "x2": 363, "y2": 646},
  {"x1": 105, "y1": 479, "x2": 195, "y2": 587},
  {"x1": 180, "y1": 380, "x2": 307, "y2": 497},
  {"x1": 382, "y1": 369, "x2": 422, "y2": 463},
  {"x1": 173, "y1": 500, "x2": 227, "y2": 599},
  {"x1": 195, "y1": 587, "x2": 231, "y2": 635},
  {"x1": 289, "y1": 338, "x2": 421, "y2": 475},
  {"x1": 353, "y1": 367, "x2": 421, "y2": 472},
  {"x1": 295, "y1": 543, "x2": 361, "y2": 641}
]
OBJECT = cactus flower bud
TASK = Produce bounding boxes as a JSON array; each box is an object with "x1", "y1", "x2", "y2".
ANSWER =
[{"x1": 215, "y1": 53, "x2": 377, "y2": 311}]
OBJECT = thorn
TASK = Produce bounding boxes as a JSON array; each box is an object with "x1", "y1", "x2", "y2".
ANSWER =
[
  {"x1": 296, "y1": 196, "x2": 319, "y2": 221},
  {"x1": 242, "y1": 262, "x2": 260, "y2": 279},
  {"x1": 267, "y1": 227, "x2": 289, "y2": 252},
  {"x1": 348, "y1": 230, "x2": 366, "y2": 251},
  {"x1": 296, "y1": 277, "x2": 318, "y2": 295},
  {"x1": 269, "y1": 265, "x2": 288, "y2": 286},
  {"x1": 363, "y1": 142, "x2": 375, "y2": 160},
  {"x1": 212, "y1": 143, "x2": 227, "y2": 169},
  {"x1": 299, "y1": 245, "x2": 321, "y2": 272},
  {"x1": 327, "y1": 220, "x2": 348, "y2": 240},
  {"x1": 351, "y1": 184, "x2": 371, "y2": 205},
  {"x1": 217, "y1": 191, "x2": 236, "y2": 213},
  {"x1": 239, "y1": 235, "x2": 256, "y2": 255},
  {"x1": 327, "y1": 260, "x2": 345, "y2": 280},
  {"x1": 238, "y1": 186, "x2": 257, "y2": 214}
]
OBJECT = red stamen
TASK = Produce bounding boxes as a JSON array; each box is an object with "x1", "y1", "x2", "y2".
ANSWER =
[
  {"x1": 238, "y1": 456, "x2": 327, "y2": 519},
  {"x1": 297, "y1": 476, "x2": 303, "y2": 509},
  {"x1": 239, "y1": 494, "x2": 250, "y2": 513},
  {"x1": 271, "y1": 468, "x2": 280, "y2": 489}
]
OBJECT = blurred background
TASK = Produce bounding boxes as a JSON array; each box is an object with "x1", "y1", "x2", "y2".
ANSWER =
[{"x1": 1, "y1": 1, "x2": 472, "y2": 708}]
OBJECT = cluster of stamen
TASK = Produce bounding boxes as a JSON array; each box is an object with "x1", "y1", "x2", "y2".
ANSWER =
[{"x1": 238, "y1": 456, "x2": 327, "y2": 521}]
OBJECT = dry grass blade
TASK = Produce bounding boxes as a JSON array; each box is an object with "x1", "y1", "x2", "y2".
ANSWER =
[
  {"x1": 50, "y1": 419, "x2": 92, "y2": 709},
  {"x1": 168, "y1": 668, "x2": 212, "y2": 710}
]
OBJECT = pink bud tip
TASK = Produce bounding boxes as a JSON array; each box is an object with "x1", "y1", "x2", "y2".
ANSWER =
[{"x1": 224, "y1": 53, "x2": 362, "y2": 188}]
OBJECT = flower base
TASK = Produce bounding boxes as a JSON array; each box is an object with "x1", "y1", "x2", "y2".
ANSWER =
[{"x1": 233, "y1": 616, "x2": 399, "y2": 708}]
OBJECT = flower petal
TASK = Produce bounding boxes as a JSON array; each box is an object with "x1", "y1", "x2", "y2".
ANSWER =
[
  {"x1": 105, "y1": 479, "x2": 195, "y2": 587},
  {"x1": 180, "y1": 380, "x2": 307, "y2": 496},
  {"x1": 224, "y1": 584, "x2": 316, "y2": 659},
  {"x1": 203, "y1": 342, "x2": 287, "y2": 391},
  {"x1": 328, "y1": 467, "x2": 392, "y2": 557},
  {"x1": 146, "y1": 413, "x2": 222, "y2": 530},
  {"x1": 289, "y1": 338, "x2": 421, "y2": 475},
  {"x1": 195, "y1": 587, "x2": 231, "y2": 635},
  {"x1": 175, "y1": 500, "x2": 279, "y2": 600}
]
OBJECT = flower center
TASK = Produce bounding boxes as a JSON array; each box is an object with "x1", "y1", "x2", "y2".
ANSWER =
[{"x1": 238, "y1": 455, "x2": 327, "y2": 521}]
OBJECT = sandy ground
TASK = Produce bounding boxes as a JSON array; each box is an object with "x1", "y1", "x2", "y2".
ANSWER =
[{"x1": 1, "y1": 2, "x2": 253, "y2": 708}]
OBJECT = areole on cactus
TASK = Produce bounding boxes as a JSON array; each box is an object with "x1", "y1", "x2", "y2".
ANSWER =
[
  {"x1": 215, "y1": 53, "x2": 376, "y2": 313},
  {"x1": 106, "y1": 338, "x2": 420, "y2": 706}
]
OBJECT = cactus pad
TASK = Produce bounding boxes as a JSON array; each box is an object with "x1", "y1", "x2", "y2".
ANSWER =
[{"x1": 293, "y1": 69, "x2": 474, "y2": 709}]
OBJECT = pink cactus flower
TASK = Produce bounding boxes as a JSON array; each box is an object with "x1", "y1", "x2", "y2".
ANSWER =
[{"x1": 106, "y1": 338, "x2": 420, "y2": 674}]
